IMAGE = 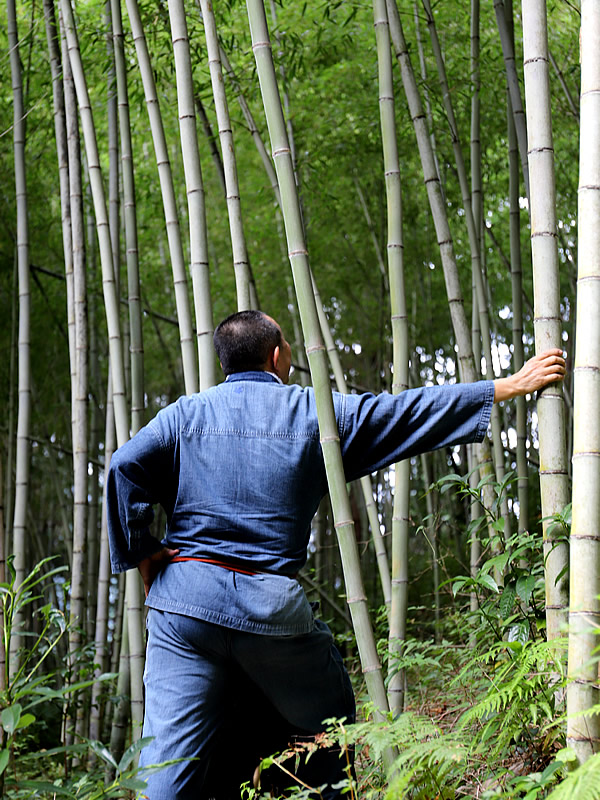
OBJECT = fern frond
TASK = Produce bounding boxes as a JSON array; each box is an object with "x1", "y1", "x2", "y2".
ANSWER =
[{"x1": 546, "y1": 753, "x2": 600, "y2": 800}]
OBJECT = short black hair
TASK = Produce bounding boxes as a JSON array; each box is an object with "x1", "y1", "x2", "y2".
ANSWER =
[{"x1": 213, "y1": 311, "x2": 282, "y2": 376}]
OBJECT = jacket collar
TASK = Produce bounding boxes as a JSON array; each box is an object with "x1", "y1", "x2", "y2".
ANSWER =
[{"x1": 225, "y1": 371, "x2": 282, "y2": 385}]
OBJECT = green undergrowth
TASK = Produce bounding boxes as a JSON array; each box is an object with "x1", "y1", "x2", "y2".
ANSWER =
[{"x1": 2, "y1": 479, "x2": 600, "y2": 799}]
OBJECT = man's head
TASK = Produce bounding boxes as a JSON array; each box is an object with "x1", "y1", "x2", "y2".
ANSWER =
[{"x1": 213, "y1": 310, "x2": 292, "y2": 383}]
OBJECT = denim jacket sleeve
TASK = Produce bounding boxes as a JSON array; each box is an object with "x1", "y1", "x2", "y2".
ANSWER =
[
  {"x1": 107, "y1": 412, "x2": 177, "y2": 573},
  {"x1": 338, "y1": 380, "x2": 494, "y2": 483}
]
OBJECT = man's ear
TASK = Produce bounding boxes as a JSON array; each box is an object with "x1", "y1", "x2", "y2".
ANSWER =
[{"x1": 271, "y1": 345, "x2": 281, "y2": 373}]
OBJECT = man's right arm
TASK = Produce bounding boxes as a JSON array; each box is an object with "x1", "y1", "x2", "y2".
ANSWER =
[
  {"x1": 338, "y1": 349, "x2": 565, "y2": 482},
  {"x1": 493, "y1": 349, "x2": 565, "y2": 401}
]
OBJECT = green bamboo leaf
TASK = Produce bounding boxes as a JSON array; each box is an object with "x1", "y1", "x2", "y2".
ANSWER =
[
  {"x1": 89, "y1": 740, "x2": 118, "y2": 769},
  {"x1": 0, "y1": 749, "x2": 9, "y2": 775},
  {"x1": 16, "y1": 712, "x2": 35, "y2": 730},
  {"x1": 12, "y1": 779, "x2": 77, "y2": 797},
  {"x1": 516, "y1": 575, "x2": 537, "y2": 603},
  {"x1": 117, "y1": 735, "x2": 154, "y2": 771},
  {"x1": 477, "y1": 574, "x2": 499, "y2": 594},
  {"x1": 117, "y1": 777, "x2": 149, "y2": 791},
  {"x1": 554, "y1": 747, "x2": 577, "y2": 764},
  {"x1": 1, "y1": 703, "x2": 22, "y2": 734},
  {"x1": 499, "y1": 584, "x2": 517, "y2": 618}
]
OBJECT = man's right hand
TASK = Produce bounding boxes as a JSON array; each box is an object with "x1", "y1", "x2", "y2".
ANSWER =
[
  {"x1": 493, "y1": 349, "x2": 566, "y2": 402},
  {"x1": 137, "y1": 547, "x2": 180, "y2": 597}
]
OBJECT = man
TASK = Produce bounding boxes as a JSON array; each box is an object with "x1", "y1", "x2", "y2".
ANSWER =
[{"x1": 107, "y1": 310, "x2": 565, "y2": 799}]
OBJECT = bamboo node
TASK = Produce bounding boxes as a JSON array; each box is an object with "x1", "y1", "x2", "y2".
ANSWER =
[
  {"x1": 288, "y1": 249, "x2": 309, "y2": 257},
  {"x1": 321, "y1": 434, "x2": 340, "y2": 444},
  {"x1": 527, "y1": 146, "x2": 554, "y2": 156},
  {"x1": 333, "y1": 519, "x2": 354, "y2": 529},
  {"x1": 569, "y1": 680, "x2": 600, "y2": 690},
  {"x1": 362, "y1": 664, "x2": 382, "y2": 674},
  {"x1": 524, "y1": 56, "x2": 549, "y2": 66},
  {"x1": 252, "y1": 41, "x2": 272, "y2": 51},
  {"x1": 531, "y1": 231, "x2": 557, "y2": 240},
  {"x1": 272, "y1": 146, "x2": 291, "y2": 157},
  {"x1": 387, "y1": 243, "x2": 404, "y2": 249},
  {"x1": 347, "y1": 595, "x2": 367, "y2": 604},
  {"x1": 305, "y1": 343, "x2": 325, "y2": 354}
]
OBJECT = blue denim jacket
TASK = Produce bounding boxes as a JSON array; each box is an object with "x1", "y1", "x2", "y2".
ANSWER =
[{"x1": 107, "y1": 372, "x2": 494, "y2": 634}]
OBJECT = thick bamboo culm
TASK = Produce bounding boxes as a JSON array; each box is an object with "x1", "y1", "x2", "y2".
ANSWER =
[
  {"x1": 373, "y1": 0, "x2": 409, "y2": 716},
  {"x1": 110, "y1": 0, "x2": 145, "y2": 424},
  {"x1": 58, "y1": 0, "x2": 146, "y2": 736},
  {"x1": 521, "y1": 0, "x2": 569, "y2": 641},
  {"x1": 200, "y1": 0, "x2": 255, "y2": 312},
  {"x1": 246, "y1": 3, "x2": 395, "y2": 769},
  {"x1": 124, "y1": 0, "x2": 198, "y2": 395},
  {"x1": 493, "y1": 0, "x2": 530, "y2": 200},
  {"x1": 567, "y1": 0, "x2": 600, "y2": 765},
  {"x1": 169, "y1": 0, "x2": 215, "y2": 389},
  {"x1": 505, "y1": 0, "x2": 528, "y2": 533},
  {"x1": 7, "y1": 0, "x2": 31, "y2": 664},
  {"x1": 386, "y1": 0, "x2": 498, "y2": 535},
  {"x1": 421, "y1": 0, "x2": 512, "y2": 541}
]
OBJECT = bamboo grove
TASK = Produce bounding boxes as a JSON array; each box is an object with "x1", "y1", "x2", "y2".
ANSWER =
[{"x1": 1, "y1": 0, "x2": 598, "y2": 794}]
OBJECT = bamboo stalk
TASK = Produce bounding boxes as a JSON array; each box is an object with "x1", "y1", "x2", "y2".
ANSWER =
[
  {"x1": 311, "y1": 277, "x2": 392, "y2": 608},
  {"x1": 505, "y1": 0, "x2": 528, "y2": 533},
  {"x1": 422, "y1": 0, "x2": 512, "y2": 542},
  {"x1": 169, "y1": 0, "x2": 215, "y2": 389},
  {"x1": 494, "y1": 0, "x2": 530, "y2": 200},
  {"x1": 7, "y1": 0, "x2": 31, "y2": 667},
  {"x1": 567, "y1": 0, "x2": 600, "y2": 763},
  {"x1": 246, "y1": 1, "x2": 394, "y2": 756},
  {"x1": 124, "y1": 0, "x2": 198, "y2": 394},
  {"x1": 521, "y1": 0, "x2": 569, "y2": 640},
  {"x1": 386, "y1": 0, "x2": 498, "y2": 534},
  {"x1": 59, "y1": 0, "x2": 146, "y2": 738},
  {"x1": 373, "y1": 0, "x2": 409, "y2": 716},
  {"x1": 200, "y1": 0, "x2": 254, "y2": 312},
  {"x1": 218, "y1": 42, "x2": 281, "y2": 206},
  {"x1": 110, "y1": 0, "x2": 144, "y2": 428},
  {"x1": 195, "y1": 94, "x2": 226, "y2": 194},
  {"x1": 64, "y1": 13, "x2": 88, "y2": 675},
  {"x1": 90, "y1": 372, "x2": 115, "y2": 745}
]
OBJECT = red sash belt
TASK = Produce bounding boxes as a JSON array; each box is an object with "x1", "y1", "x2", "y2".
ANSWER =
[
  {"x1": 169, "y1": 555, "x2": 297, "y2": 580},
  {"x1": 170, "y1": 556, "x2": 259, "y2": 576}
]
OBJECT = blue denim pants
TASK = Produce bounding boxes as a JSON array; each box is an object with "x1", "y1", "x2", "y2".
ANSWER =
[{"x1": 139, "y1": 609, "x2": 355, "y2": 799}]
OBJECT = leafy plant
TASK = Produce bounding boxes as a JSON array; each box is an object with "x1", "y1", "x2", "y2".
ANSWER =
[{"x1": 0, "y1": 557, "x2": 158, "y2": 799}]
